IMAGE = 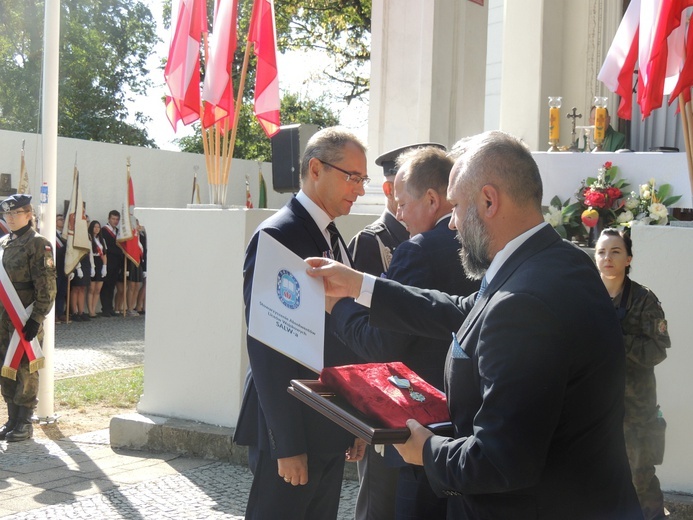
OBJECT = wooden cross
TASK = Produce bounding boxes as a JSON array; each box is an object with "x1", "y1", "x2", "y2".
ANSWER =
[{"x1": 566, "y1": 107, "x2": 582, "y2": 150}]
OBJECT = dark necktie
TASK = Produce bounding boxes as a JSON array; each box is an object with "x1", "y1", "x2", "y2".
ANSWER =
[
  {"x1": 326, "y1": 222, "x2": 343, "y2": 263},
  {"x1": 475, "y1": 276, "x2": 488, "y2": 303}
]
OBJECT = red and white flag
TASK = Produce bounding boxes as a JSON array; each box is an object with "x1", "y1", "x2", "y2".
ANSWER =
[
  {"x1": 599, "y1": 0, "x2": 693, "y2": 120},
  {"x1": 202, "y1": 0, "x2": 240, "y2": 128},
  {"x1": 118, "y1": 171, "x2": 142, "y2": 266},
  {"x1": 61, "y1": 167, "x2": 90, "y2": 275},
  {"x1": 598, "y1": 0, "x2": 641, "y2": 119},
  {"x1": 249, "y1": 0, "x2": 280, "y2": 138},
  {"x1": 164, "y1": 0, "x2": 207, "y2": 130}
]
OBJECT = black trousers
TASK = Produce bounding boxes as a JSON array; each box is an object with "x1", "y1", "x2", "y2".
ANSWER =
[
  {"x1": 100, "y1": 254, "x2": 122, "y2": 313},
  {"x1": 245, "y1": 446, "x2": 346, "y2": 520}
]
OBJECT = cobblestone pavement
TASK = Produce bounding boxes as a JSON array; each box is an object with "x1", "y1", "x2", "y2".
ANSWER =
[
  {"x1": 0, "y1": 315, "x2": 359, "y2": 519},
  {"x1": 53, "y1": 314, "x2": 145, "y2": 379},
  {"x1": 2, "y1": 316, "x2": 690, "y2": 518}
]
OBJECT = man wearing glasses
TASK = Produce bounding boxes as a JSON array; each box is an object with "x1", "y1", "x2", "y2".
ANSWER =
[
  {"x1": 0, "y1": 194, "x2": 56, "y2": 443},
  {"x1": 235, "y1": 126, "x2": 369, "y2": 520}
]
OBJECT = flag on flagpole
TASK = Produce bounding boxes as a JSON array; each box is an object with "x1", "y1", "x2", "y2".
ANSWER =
[
  {"x1": 117, "y1": 169, "x2": 142, "y2": 266},
  {"x1": 164, "y1": 0, "x2": 207, "y2": 131},
  {"x1": 61, "y1": 167, "x2": 90, "y2": 274},
  {"x1": 258, "y1": 170, "x2": 267, "y2": 208},
  {"x1": 202, "y1": 0, "x2": 240, "y2": 128},
  {"x1": 17, "y1": 146, "x2": 30, "y2": 195},
  {"x1": 245, "y1": 175, "x2": 254, "y2": 208},
  {"x1": 249, "y1": 0, "x2": 280, "y2": 138}
]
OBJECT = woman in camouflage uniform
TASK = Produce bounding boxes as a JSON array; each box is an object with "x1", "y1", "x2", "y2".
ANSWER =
[
  {"x1": 0, "y1": 194, "x2": 56, "y2": 442},
  {"x1": 596, "y1": 228, "x2": 670, "y2": 520}
]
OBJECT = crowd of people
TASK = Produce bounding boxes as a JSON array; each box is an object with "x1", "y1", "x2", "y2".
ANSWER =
[
  {"x1": 237, "y1": 127, "x2": 671, "y2": 520},
  {"x1": 53, "y1": 209, "x2": 147, "y2": 322}
]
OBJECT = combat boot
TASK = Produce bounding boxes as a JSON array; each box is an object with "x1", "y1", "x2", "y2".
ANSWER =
[
  {"x1": 0, "y1": 402, "x2": 19, "y2": 440},
  {"x1": 5, "y1": 406, "x2": 34, "y2": 442}
]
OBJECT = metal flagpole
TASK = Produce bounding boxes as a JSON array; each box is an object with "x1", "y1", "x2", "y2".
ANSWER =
[{"x1": 36, "y1": 0, "x2": 61, "y2": 422}]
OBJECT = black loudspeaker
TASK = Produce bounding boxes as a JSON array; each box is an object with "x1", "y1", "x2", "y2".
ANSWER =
[{"x1": 271, "y1": 124, "x2": 319, "y2": 193}]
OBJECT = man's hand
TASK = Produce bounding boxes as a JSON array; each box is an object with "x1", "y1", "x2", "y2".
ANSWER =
[
  {"x1": 22, "y1": 318, "x2": 40, "y2": 342},
  {"x1": 277, "y1": 453, "x2": 309, "y2": 486},
  {"x1": 305, "y1": 257, "x2": 364, "y2": 299},
  {"x1": 393, "y1": 419, "x2": 434, "y2": 466},
  {"x1": 346, "y1": 437, "x2": 366, "y2": 462}
]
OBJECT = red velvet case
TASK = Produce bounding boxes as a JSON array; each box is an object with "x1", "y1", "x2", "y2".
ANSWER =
[{"x1": 319, "y1": 362, "x2": 450, "y2": 429}]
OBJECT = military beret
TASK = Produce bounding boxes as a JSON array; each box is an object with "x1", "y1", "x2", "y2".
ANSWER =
[
  {"x1": 1, "y1": 194, "x2": 32, "y2": 213},
  {"x1": 375, "y1": 143, "x2": 446, "y2": 177}
]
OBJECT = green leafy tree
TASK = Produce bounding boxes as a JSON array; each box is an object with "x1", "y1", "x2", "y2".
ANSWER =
[
  {"x1": 0, "y1": 0, "x2": 158, "y2": 147},
  {"x1": 274, "y1": 0, "x2": 371, "y2": 104},
  {"x1": 177, "y1": 92, "x2": 339, "y2": 161}
]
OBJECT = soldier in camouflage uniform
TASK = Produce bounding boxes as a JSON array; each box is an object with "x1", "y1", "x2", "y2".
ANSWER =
[
  {"x1": 596, "y1": 228, "x2": 670, "y2": 520},
  {"x1": 0, "y1": 194, "x2": 57, "y2": 442}
]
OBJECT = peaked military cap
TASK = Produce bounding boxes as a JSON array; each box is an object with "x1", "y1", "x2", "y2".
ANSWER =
[
  {"x1": 1, "y1": 194, "x2": 32, "y2": 213},
  {"x1": 375, "y1": 142, "x2": 446, "y2": 177}
]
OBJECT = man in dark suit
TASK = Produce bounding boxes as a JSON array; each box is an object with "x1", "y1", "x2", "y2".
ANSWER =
[
  {"x1": 348, "y1": 143, "x2": 442, "y2": 278},
  {"x1": 307, "y1": 131, "x2": 642, "y2": 519},
  {"x1": 234, "y1": 127, "x2": 369, "y2": 520},
  {"x1": 333, "y1": 145, "x2": 479, "y2": 520}
]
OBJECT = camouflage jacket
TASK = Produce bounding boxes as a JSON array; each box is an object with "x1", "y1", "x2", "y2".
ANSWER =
[
  {"x1": 0, "y1": 227, "x2": 57, "y2": 326},
  {"x1": 613, "y1": 278, "x2": 670, "y2": 425}
]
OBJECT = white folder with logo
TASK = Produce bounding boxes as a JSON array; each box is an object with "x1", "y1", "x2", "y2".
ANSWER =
[{"x1": 248, "y1": 231, "x2": 325, "y2": 372}]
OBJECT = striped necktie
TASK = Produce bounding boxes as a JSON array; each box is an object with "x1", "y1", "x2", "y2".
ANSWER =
[
  {"x1": 475, "y1": 276, "x2": 488, "y2": 303},
  {"x1": 326, "y1": 222, "x2": 343, "y2": 263}
]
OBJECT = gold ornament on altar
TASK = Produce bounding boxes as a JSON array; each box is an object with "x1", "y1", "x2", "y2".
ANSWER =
[
  {"x1": 548, "y1": 97, "x2": 562, "y2": 152},
  {"x1": 592, "y1": 96, "x2": 608, "y2": 151}
]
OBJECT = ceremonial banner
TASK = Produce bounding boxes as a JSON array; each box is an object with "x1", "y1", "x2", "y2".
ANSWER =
[
  {"x1": 248, "y1": 231, "x2": 325, "y2": 372},
  {"x1": 117, "y1": 170, "x2": 141, "y2": 266},
  {"x1": 201, "y1": 0, "x2": 239, "y2": 128},
  {"x1": 61, "y1": 167, "x2": 90, "y2": 274},
  {"x1": 249, "y1": 0, "x2": 280, "y2": 138},
  {"x1": 164, "y1": 0, "x2": 207, "y2": 129},
  {"x1": 17, "y1": 146, "x2": 30, "y2": 195}
]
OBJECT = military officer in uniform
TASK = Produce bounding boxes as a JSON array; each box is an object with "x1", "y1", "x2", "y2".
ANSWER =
[
  {"x1": 348, "y1": 144, "x2": 444, "y2": 278},
  {"x1": 0, "y1": 194, "x2": 57, "y2": 442}
]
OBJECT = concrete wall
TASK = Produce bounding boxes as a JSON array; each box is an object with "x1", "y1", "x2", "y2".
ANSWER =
[
  {"x1": 0, "y1": 129, "x2": 291, "y2": 222},
  {"x1": 631, "y1": 225, "x2": 693, "y2": 493},
  {"x1": 135, "y1": 207, "x2": 376, "y2": 428}
]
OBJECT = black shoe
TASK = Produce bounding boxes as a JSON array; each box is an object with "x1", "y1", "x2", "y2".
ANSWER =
[
  {"x1": 110, "y1": 310, "x2": 120, "y2": 317},
  {"x1": 81, "y1": 313, "x2": 91, "y2": 321},
  {"x1": 6, "y1": 406, "x2": 33, "y2": 442},
  {"x1": 71, "y1": 314, "x2": 82, "y2": 322},
  {"x1": 100, "y1": 311, "x2": 112, "y2": 318}
]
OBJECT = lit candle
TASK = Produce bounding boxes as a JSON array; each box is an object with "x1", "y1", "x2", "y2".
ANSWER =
[
  {"x1": 549, "y1": 106, "x2": 560, "y2": 141},
  {"x1": 594, "y1": 106, "x2": 606, "y2": 141},
  {"x1": 548, "y1": 97, "x2": 562, "y2": 148}
]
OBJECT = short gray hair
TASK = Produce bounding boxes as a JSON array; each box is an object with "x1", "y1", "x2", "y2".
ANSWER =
[
  {"x1": 300, "y1": 127, "x2": 367, "y2": 180},
  {"x1": 455, "y1": 131, "x2": 542, "y2": 210}
]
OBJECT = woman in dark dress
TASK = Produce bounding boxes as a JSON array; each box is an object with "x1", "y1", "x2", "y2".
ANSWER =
[{"x1": 88, "y1": 220, "x2": 107, "y2": 318}]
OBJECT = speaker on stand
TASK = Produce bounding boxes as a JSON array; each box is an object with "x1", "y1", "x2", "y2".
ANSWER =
[{"x1": 270, "y1": 124, "x2": 319, "y2": 193}]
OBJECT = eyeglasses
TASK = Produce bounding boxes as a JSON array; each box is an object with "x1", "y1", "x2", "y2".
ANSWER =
[
  {"x1": 320, "y1": 160, "x2": 371, "y2": 187},
  {"x1": 3, "y1": 210, "x2": 30, "y2": 218}
]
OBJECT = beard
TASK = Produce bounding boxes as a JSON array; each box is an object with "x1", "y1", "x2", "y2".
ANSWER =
[{"x1": 456, "y1": 204, "x2": 491, "y2": 280}]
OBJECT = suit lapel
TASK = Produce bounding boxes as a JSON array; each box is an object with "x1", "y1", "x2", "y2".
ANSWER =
[
  {"x1": 456, "y1": 225, "x2": 561, "y2": 343},
  {"x1": 287, "y1": 197, "x2": 331, "y2": 254}
]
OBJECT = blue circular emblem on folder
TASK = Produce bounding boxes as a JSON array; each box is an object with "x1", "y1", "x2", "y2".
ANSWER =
[{"x1": 277, "y1": 269, "x2": 301, "y2": 309}]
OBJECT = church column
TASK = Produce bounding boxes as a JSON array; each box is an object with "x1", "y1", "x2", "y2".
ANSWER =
[{"x1": 368, "y1": 0, "x2": 488, "y2": 179}]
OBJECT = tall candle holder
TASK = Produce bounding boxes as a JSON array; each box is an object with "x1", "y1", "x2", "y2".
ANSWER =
[
  {"x1": 593, "y1": 96, "x2": 608, "y2": 152},
  {"x1": 548, "y1": 97, "x2": 562, "y2": 152}
]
